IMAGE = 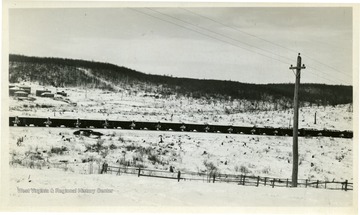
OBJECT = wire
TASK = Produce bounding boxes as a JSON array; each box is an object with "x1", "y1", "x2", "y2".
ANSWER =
[
  {"x1": 131, "y1": 8, "x2": 349, "y2": 85},
  {"x1": 148, "y1": 8, "x2": 295, "y2": 65},
  {"x1": 306, "y1": 65, "x2": 351, "y2": 85},
  {"x1": 305, "y1": 70, "x2": 340, "y2": 85},
  {"x1": 182, "y1": 8, "x2": 352, "y2": 78},
  {"x1": 150, "y1": 8, "x2": 349, "y2": 85},
  {"x1": 131, "y1": 8, "x2": 292, "y2": 66}
]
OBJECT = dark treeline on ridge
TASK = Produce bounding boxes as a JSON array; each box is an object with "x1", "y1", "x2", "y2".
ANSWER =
[{"x1": 9, "y1": 54, "x2": 352, "y2": 108}]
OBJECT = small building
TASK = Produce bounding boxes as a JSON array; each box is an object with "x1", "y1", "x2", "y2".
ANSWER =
[
  {"x1": 56, "y1": 91, "x2": 67, "y2": 96},
  {"x1": 36, "y1": 90, "x2": 51, "y2": 97},
  {"x1": 14, "y1": 91, "x2": 28, "y2": 97},
  {"x1": 41, "y1": 92, "x2": 55, "y2": 98},
  {"x1": 9, "y1": 87, "x2": 21, "y2": 96},
  {"x1": 19, "y1": 86, "x2": 31, "y2": 94}
]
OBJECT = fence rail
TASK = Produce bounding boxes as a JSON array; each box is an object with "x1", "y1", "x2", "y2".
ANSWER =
[{"x1": 104, "y1": 165, "x2": 353, "y2": 191}]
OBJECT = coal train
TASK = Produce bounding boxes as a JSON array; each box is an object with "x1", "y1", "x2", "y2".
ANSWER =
[{"x1": 9, "y1": 116, "x2": 353, "y2": 138}]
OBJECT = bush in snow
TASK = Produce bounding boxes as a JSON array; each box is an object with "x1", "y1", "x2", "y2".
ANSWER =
[
  {"x1": 50, "y1": 146, "x2": 68, "y2": 155},
  {"x1": 118, "y1": 136, "x2": 125, "y2": 143},
  {"x1": 261, "y1": 166, "x2": 271, "y2": 174},
  {"x1": 148, "y1": 154, "x2": 162, "y2": 165}
]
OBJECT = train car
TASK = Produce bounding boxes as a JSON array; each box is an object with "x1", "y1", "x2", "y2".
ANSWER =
[{"x1": 8, "y1": 117, "x2": 353, "y2": 139}]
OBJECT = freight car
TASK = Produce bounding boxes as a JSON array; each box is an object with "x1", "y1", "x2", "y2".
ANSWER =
[{"x1": 8, "y1": 117, "x2": 352, "y2": 139}]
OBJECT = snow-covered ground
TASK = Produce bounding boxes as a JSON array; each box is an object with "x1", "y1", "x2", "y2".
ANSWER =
[
  {"x1": 7, "y1": 167, "x2": 354, "y2": 207},
  {"x1": 9, "y1": 82, "x2": 353, "y2": 131},
  {"x1": 9, "y1": 127, "x2": 353, "y2": 181},
  {"x1": 6, "y1": 82, "x2": 354, "y2": 210}
]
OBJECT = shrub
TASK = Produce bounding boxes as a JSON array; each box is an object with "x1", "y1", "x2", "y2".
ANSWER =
[
  {"x1": 118, "y1": 136, "x2": 125, "y2": 143},
  {"x1": 109, "y1": 143, "x2": 117, "y2": 150},
  {"x1": 85, "y1": 139, "x2": 107, "y2": 153},
  {"x1": 138, "y1": 146, "x2": 153, "y2": 157},
  {"x1": 51, "y1": 146, "x2": 68, "y2": 155},
  {"x1": 16, "y1": 137, "x2": 24, "y2": 146},
  {"x1": 148, "y1": 154, "x2": 161, "y2": 164},
  {"x1": 203, "y1": 160, "x2": 217, "y2": 171},
  {"x1": 261, "y1": 166, "x2": 271, "y2": 174},
  {"x1": 239, "y1": 165, "x2": 251, "y2": 174},
  {"x1": 96, "y1": 139, "x2": 105, "y2": 148},
  {"x1": 125, "y1": 145, "x2": 137, "y2": 151}
]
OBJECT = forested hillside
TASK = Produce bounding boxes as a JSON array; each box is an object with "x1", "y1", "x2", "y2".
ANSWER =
[{"x1": 9, "y1": 54, "x2": 352, "y2": 108}]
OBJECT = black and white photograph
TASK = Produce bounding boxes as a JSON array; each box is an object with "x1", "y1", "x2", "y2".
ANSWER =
[{"x1": 0, "y1": 2, "x2": 358, "y2": 214}]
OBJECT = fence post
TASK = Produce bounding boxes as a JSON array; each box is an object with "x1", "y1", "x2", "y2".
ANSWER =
[
  {"x1": 325, "y1": 181, "x2": 327, "y2": 189},
  {"x1": 138, "y1": 168, "x2": 141, "y2": 177},
  {"x1": 264, "y1": 177, "x2": 267, "y2": 186},
  {"x1": 117, "y1": 166, "x2": 121, "y2": 176},
  {"x1": 286, "y1": 178, "x2": 289, "y2": 187},
  {"x1": 239, "y1": 175, "x2": 243, "y2": 185},
  {"x1": 178, "y1": 171, "x2": 181, "y2": 182},
  {"x1": 305, "y1": 179, "x2": 308, "y2": 188},
  {"x1": 272, "y1": 179, "x2": 275, "y2": 188},
  {"x1": 89, "y1": 162, "x2": 93, "y2": 174},
  {"x1": 345, "y1": 180, "x2": 348, "y2": 191},
  {"x1": 243, "y1": 175, "x2": 246, "y2": 185},
  {"x1": 256, "y1": 176, "x2": 260, "y2": 187},
  {"x1": 316, "y1": 180, "x2": 319, "y2": 188}
]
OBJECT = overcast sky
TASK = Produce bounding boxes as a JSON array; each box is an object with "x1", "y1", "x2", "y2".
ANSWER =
[{"x1": 9, "y1": 7, "x2": 352, "y2": 85}]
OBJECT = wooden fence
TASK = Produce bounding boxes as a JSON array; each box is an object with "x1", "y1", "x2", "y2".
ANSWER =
[{"x1": 104, "y1": 165, "x2": 353, "y2": 191}]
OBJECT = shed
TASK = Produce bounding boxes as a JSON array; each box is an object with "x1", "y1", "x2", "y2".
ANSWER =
[
  {"x1": 19, "y1": 86, "x2": 31, "y2": 94},
  {"x1": 36, "y1": 90, "x2": 51, "y2": 97},
  {"x1": 9, "y1": 87, "x2": 21, "y2": 96},
  {"x1": 41, "y1": 92, "x2": 55, "y2": 98},
  {"x1": 14, "y1": 91, "x2": 28, "y2": 97},
  {"x1": 56, "y1": 91, "x2": 67, "y2": 96}
]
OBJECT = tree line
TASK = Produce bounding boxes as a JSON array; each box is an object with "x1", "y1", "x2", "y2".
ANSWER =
[{"x1": 9, "y1": 54, "x2": 352, "y2": 107}]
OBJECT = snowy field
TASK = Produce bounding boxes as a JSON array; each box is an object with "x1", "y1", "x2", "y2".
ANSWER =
[
  {"x1": 7, "y1": 167, "x2": 354, "y2": 207},
  {"x1": 7, "y1": 83, "x2": 354, "y2": 210},
  {"x1": 9, "y1": 127, "x2": 353, "y2": 181},
  {"x1": 9, "y1": 83, "x2": 353, "y2": 131}
]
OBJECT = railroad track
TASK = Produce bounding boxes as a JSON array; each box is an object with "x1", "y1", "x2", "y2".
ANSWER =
[{"x1": 9, "y1": 117, "x2": 353, "y2": 138}]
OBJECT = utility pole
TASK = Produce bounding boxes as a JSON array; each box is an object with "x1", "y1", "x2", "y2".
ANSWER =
[{"x1": 289, "y1": 53, "x2": 306, "y2": 187}]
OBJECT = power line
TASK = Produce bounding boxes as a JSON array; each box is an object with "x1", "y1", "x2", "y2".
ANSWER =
[
  {"x1": 148, "y1": 8, "x2": 295, "y2": 65},
  {"x1": 306, "y1": 65, "x2": 351, "y2": 85},
  {"x1": 305, "y1": 70, "x2": 340, "y2": 85},
  {"x1": 131, "y1": 8, "x2": 348, "y2": 85},
  {"x1": 304, "y1": 55, "x2": 351, "y2": 78},
  {"x1": 150, "y1": 8, "x2": 349, "y2": 85},
  {"x1": 131, "y1": 8, "x2": 291, "y2": 66},
  {"x1": 182, "y1": 8, "x2": 352, "y2": 79}
]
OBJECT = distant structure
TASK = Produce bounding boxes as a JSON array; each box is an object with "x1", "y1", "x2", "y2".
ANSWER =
[
  {"x1": 75, "y1": 118, "x2": 81, "y2": 128},
  {"x1": 155, "y1": 122, "x2": 161, "y2": 130},
  {"x1": 41, "y1": 92, "x2": 55, "y2": 98},
  {"x1": 19, "y1": 86, "x2": 31, "y2": 94},
  {"x1": 204, "y1": 125, "x2": 210, "y2": 132},
  {"x1": 9, "y1": 85, "x2": 31, "y2": 97},
  {"x1": 103, "y1": 119, "x2": 109, "y2": 128},
  {"x1": 130, "y1": 121, "x2": 136, "y2": 130},
  {"x1": 56, "y1": 91, "x2": 67, "y2": 96},
  {"x1": 14, "y1": 91, "x2": 28, "y2": 97},
  {"x1": 180, "y1": 123, "x2": 186, "y2": 131},
  {"x1": 44, "y1": 117, "x2": 52, "y2": 127}
]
